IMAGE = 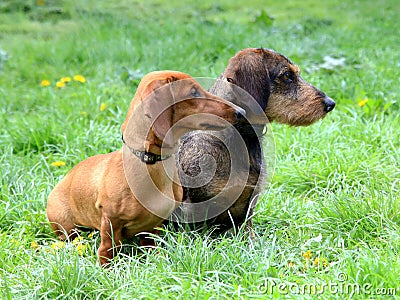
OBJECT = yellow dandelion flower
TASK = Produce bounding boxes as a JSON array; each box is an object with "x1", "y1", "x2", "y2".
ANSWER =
[
  {"x1": 72, "y1": 236, "x2": 84, "y2": 246},
  {"x1": 51, "y1": 241, "x2": 65, "y2": 250},
  {"x1": 302, "y1": 250, "x2": 312, "y2": 260},
  {"x1": 31, "y1": 241, "x2": 40, "y2": 250},
  {"x1": 322, "y1": 258, "x2": 329, "y2": 268},
  {"x1": 51, "y1": 161, "x2": 66, "y2": 167},
  {"x1": 313, "y1": 257, "x2": 319, "y2": 267},
  {"x1": 41, "y1": 79, "x2": 51, "y2": 87},
  {"x1": 100, "y1": 102, "x2": 107, "y2": 112},
  {"x1": 76, "y1": 244, "x2": 87, "y2": 256},
  {"x1": 56, "y1": 81, "x2": 66, "y2": 88},
  {"x1": 73, "y1": 75, "x2": 86, "y2": 83},
  {"x1": 358, "y1": 98, "x2": 368, "y2": 107},
  {"x1": 60, "y1": 77, "x2": 71, "y2": 83}
]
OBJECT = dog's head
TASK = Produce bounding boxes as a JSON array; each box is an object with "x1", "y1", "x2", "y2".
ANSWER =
[
  {"x1": 123, "y1": 71, "x2": 244, "y2": 147},
  {"x1": 213, "y1": 48, "x2": 335, "y2": 126}
]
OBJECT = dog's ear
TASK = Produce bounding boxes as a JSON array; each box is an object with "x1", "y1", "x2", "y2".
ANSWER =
[
  {"x1": 122, "y1": 73, "x2": 183, "y2": 145},
  {"x1": 142, "y1": 80, "x2": 175, "y2": 146},
  {"x1": 224, "y1": 50, "x2": 271, "y2": 111},
  {"x1": 122, "y1": 74, "x2": 179, "y2": 132}
]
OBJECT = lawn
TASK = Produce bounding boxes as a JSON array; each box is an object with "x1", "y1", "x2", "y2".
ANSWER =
[{"x1": 0, "y1": 0, "x2": 399, "y2": 299}]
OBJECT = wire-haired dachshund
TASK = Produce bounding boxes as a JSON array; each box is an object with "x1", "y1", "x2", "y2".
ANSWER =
[{"x1": 174, "y1": 48, "x2": 335, "y2": 233}]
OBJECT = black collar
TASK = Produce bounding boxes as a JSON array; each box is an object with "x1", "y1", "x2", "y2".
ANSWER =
[{"x1": 121, "y1": 135, "x2": 171, "y2": 164}]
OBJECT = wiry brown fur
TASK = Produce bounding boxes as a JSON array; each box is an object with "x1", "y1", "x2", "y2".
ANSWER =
[
  {"x1": 174, "y1": 48, "x2": 335, "y2": 232},
  {"x1": 221, "y1": 48, "x2": 335, "y2": 126}
]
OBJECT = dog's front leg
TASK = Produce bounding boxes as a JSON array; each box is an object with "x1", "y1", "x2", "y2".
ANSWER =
[{"x1": 98, "y1": 215, "x2": 123, "y2": 267}]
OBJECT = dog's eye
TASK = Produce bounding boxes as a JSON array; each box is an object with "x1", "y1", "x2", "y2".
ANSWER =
[
  {"x1": 281, "y1": 71, "x2": 294, "y2": 83},
  {"x1": 190, "y1": 87, "x2": 201, "y2": 97}
]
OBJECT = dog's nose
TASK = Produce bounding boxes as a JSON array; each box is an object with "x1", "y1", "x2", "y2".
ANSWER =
[
  {"x1": 323, "y1": 96, "x2": 336, "y2": 113},
  {"x1": 235, "y1": 107, "x2": 246, "y2": 121}
]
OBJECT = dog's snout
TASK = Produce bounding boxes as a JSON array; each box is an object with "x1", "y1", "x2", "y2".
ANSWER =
[
  {"x1": 235, "y1": 107, "x2": 246, "y2": 121},
  {"x1": 323, "y1": 96, "x2": 336, "y2": 113}
]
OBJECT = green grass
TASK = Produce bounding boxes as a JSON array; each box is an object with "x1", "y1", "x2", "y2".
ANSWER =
[{"x1": 1, "y1": 0, "x2": 399, "y2": 299}]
